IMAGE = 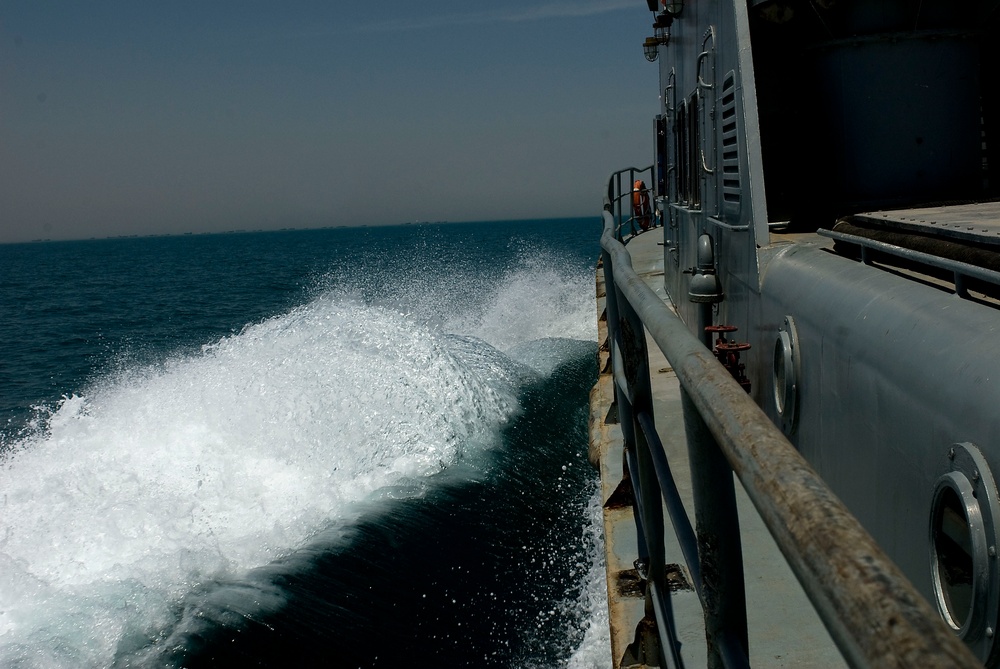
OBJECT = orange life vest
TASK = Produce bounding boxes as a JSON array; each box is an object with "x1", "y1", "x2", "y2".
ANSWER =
[{"x1": 632, "y1": 180, "x2": 652, "y2": 231}]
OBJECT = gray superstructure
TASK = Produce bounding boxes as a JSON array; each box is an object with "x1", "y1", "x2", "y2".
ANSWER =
[{"x1": 596, "y1": 1, "x2": 1000, "y2": 666}]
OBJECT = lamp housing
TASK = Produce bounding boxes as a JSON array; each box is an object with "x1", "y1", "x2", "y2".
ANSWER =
[
  {"x1": 662, "y1": 0, "x2": 684, "y2": 16},
  {"x1": 643, "y1": 37, "x2": 659, "y2": 62},
  {"x1": 653, "y1": 13, "x2": 672, "y2": 45}
]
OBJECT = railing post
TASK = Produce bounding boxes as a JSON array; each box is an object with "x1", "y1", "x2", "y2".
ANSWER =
[
  {"x1": 616, "y1": 286, "x2": 663, "y2": 583},
  {"x1": 682, "y1": 301, "x2": 749, "y2": 668},
  {"x1": 618, "y1": 290, "x2": 667, "y2": 665},
  {"x1": 614, "y1": 173, "x2": 622, "y2": 240},
  {"x1": 681, "y1": 389, "x2": 749, "y2": 668},
  {"x1": 605, "y1": 242, "x2": 662, "y2": 570},
  {"x1": 603, "y1": 246, "x2": 648, "y2": 560},
  {"x1": 603, "y1": 236, "x2": 678, "y2": 665}
]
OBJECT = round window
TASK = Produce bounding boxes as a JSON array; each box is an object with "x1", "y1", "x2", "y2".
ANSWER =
[
  {"x1": 929, "y1": 443, "x2": 1000, "y2": 664},
  {"x1": 773, "y1": 332, "x2": 790, "y2": 415},
  {"x1": 771, "y1": 316, "x2": 798, "y2": 434},
  {"x1": 930, "y1": 479, "x2": 977, "y2": 629}
]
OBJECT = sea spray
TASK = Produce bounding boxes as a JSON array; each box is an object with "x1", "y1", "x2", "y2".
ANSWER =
[
  {"x1": 565, "y1": 488, "x2": 613, "y2": 669},
  {"x1": 0, "y1": 296, "x2": 523, "y2": 667},
  {"x1": 0, "y1": 220, "x2": 605, "y2": 668}
]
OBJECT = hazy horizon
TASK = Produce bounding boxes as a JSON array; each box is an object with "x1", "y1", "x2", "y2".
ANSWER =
[{"x1": 0, "y1": 215, "x2": 601, "y2": 245}]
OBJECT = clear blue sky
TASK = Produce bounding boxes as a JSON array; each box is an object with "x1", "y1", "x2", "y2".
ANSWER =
[{"x1": 0, "y1": 1, "x2": 656, "y2": 243}]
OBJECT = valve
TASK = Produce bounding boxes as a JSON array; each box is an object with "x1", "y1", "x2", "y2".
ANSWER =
[{"x1": 705, "y1": 324, "x2": 751, "y2": 393}]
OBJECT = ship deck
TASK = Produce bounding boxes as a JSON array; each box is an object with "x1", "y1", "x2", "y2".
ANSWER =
[
  {"x1": 853, "y1": 200, "x2": 1000, "y2": 248},
  {"x1": 591, "y1": 226, "x2": 848, "y2": 668}
]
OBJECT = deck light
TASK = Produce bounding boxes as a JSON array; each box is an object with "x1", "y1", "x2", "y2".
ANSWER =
[
  {"x1": 662, "y1": 0, "x2": 684, "y2": 16},
  {"x1": 653, "y1": 12, "x2": 672, "y2": 46},
  {"x1": 643, "y1": 37, "x2": 659, "y2": 62},
  {"x1": 645, "y1": 11, "x2": 672, "y2": 61}
]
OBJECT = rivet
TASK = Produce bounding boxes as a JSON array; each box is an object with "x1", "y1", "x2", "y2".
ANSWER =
[
  {"x1": 988, "y1": 627, "x2": 995, "y2": 639},
  {"x1": 949, "y1": 448, "x2": 956, "y2": 460},
  {"x1": 990, "y1": 546, "x2": 996, "y2": 558},
  {"x1": 974, "y1": 470, "x2": 981, "y2": 483}
]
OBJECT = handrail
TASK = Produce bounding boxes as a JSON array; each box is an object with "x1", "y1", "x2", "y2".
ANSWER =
[
  {"x1": 606, "y1": 165, "x2": 655, "y2": 241},
  {"x1": 819, "y1": 226, "x2": 1000, "y2": 299},
  {"x1": 599, "y1": 199, "x2": 981, "y2": 667}
]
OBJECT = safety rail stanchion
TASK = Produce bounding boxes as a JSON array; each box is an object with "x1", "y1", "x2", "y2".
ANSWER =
[
  {"x1": 617, "y1": 284, "x2": 664, "y2": 594},
  {"x1": 616, "y1": 171, "x2": 621, "y2": 235},
  {"x1": 602, "y1": 230, "x2": 686, "y2": 667},
  {"x1": 603, "y1": 242, "x2": 647, "y2": 566},
  {"x1": 689, "y1": 297, "x2": 749, "y2": 669},
  {"x1": 636, "y1": 412, "x2": 702, "y2": 590},
  {"x1": 638, "y1": 407, "x2": 750, "y2": 669},
  {"x1": 681, "y1": 388, "x2": 749, "y2": 669},
  {"x1": 604, "y1": 240, "x2": 655, "y2": 569},
  {"x1": 637, "y1": 411, "x2": 690, "y2": 669}
]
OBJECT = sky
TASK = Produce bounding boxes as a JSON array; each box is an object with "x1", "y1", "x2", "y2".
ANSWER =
[{"x1": 0, "y1": 1, "x2": 657, "y2": 243}]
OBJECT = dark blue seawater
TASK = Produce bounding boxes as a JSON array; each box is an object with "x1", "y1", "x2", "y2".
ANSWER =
[{"x1": 0, "y1": 219, "x2": 610, "y2": 668}]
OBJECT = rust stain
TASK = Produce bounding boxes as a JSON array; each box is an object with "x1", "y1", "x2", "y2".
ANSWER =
[{"x1": 615, "y1": 568, "x2": 645, "y2": 598}]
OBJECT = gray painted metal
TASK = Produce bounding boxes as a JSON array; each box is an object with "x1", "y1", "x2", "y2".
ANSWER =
[
  {"x1": 754, "y1": 240, "x2": 1000, "y2": 613},
  {"x1": 818, "y1": 227, "x2": 1000, "y2": 296},
  {"x1": 931, "y1": 442, "x2": 1000, "y2": 659},
  {"x1": 600, "y1": 207, "x2": 981, "y2": 667},
  {"x1": 677, "y1": 389, "x2": 748, "y2": 669},
  {"x1": 606, "y1": 0, "x2": 1000, "y2": 665},
  {"x1": 853, "y1": 202, "x2": 1000, "y2": 248}
]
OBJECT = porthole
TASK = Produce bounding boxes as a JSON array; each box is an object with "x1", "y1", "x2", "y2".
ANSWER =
[
  {"x1": 772, "y1": 316, "x2": 799, "y2": 434},
  {"x1": 773, "y1": 333, "x2": 791, "y2": 414},
  {"x1": 929, "y1": 443, "x2": 1000, "y2": 664},
  {"x1": 930, "y1": 474, "x2": 980, "y2": 631}
]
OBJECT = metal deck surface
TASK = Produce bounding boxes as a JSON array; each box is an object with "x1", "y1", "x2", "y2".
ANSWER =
[
  {"x1": 853, "y1": 201, "x2": 1000, "y2": 247},
  {"x1": 591, "y1": 227, "x2": 847, "y2": 668}
]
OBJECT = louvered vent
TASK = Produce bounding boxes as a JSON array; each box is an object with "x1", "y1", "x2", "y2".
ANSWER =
[{"x1": 720, "y1": 72, "x2": 741, "y2": 213}]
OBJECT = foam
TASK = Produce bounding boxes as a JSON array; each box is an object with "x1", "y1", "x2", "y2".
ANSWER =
[
  {"x1": 565, "y1": 488, "x2": 612, "y2": 669},
  {"x1": 447, "y1": 247, "x2": 597, "y2": 350},
  {"x1": 0, "y1": 246, "x2": 601, "y2": 667},
  {"x1": 0, "y1": 296, "x2": 522, "y2": 666}
]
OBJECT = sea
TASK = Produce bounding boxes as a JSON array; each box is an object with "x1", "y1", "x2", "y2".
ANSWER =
[{"x1": 0, "y1": 218, "x2": 611, "y2": 669}]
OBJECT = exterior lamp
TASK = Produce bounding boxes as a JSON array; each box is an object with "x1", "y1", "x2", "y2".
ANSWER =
[
  {"x1": 653, "y1": 12, "x2": 673, "y2": 45},
  {"x1": 643, "y1": 37, "x2": 659, "y2": 62},
  {"x1": 662, "y1": 0, "x2": 684, "y2": 16}
]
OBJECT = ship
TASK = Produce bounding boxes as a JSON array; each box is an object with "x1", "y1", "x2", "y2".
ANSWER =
[{"x1": 592, "y1": 1, "x2": 1000, "y2": 667}]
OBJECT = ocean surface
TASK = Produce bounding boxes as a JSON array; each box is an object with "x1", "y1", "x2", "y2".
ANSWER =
[{"x1": 0, "y1": 218, "x2": 610, "y2": 668}]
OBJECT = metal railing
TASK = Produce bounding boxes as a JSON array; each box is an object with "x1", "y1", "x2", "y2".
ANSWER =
[
  {"x1": 599, "y1": 191, "x2": 982, "y2": 667},
  {"x1": 820, "y1": 226, "x2": 1000, "y2": 299},
  {"x1": 607, "y1": 165, "x2": 655, "y2": 241}
]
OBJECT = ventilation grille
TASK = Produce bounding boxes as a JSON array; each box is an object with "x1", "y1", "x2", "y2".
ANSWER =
[{"x1": 720, "y1": 72, "x2": 741, "y2": 213}]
